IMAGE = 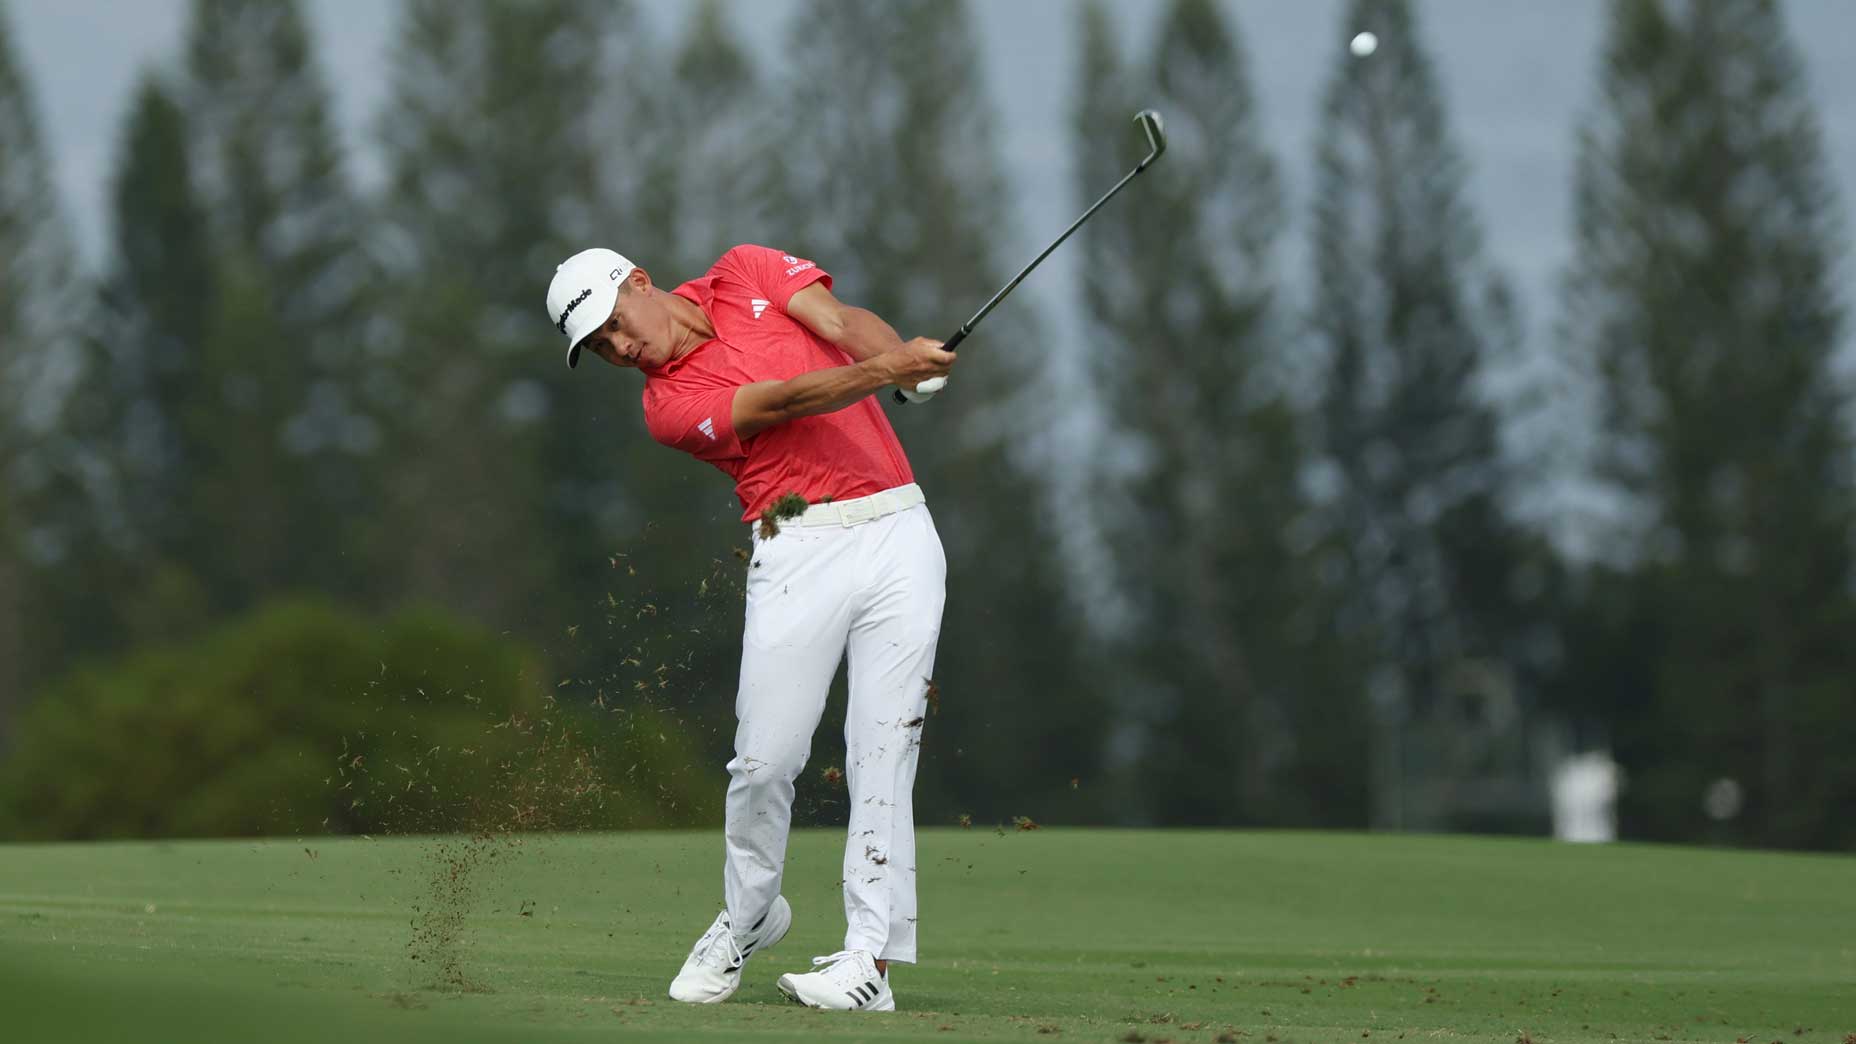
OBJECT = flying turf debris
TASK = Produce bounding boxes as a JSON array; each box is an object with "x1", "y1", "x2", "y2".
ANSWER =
[{"x1": 757, "y1": 491, "x2": 811, "y2": 540}]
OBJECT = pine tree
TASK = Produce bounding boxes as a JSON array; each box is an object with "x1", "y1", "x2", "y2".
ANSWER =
[
  {"x1": 1074, "y1": 0, "x2": 1368, "y2": 826},
  {"x1": 1308, "y1": 0, "x2": 1558, "y2": 832},
  {"x1": 370, "y1": 0, "x2": 666, "y2": 634},
  {"x1": 1562, "y1": 0, "x2": 1855, "y2": 848},
  {"x1": 0, "y1": 0, "x2": 83, "y2": 741},
  {"x1": 6, "y1": 75, "x2": 224, "y2": 701},
  {"x1": 770, "y1": 0, "x2": 1110, "y2": 822},
  {"x1": 656, "y1": 0, "x2": 772, "y2": 277},
  {"x1": 45, "y1": 76, "x2": 221, "y2": 656},
  {"x1": 184, "y1": 0, "x2": 367, "y2": 339},
  {"x1": 178, "y1": 0, "x2": 377, "y2": 607}
]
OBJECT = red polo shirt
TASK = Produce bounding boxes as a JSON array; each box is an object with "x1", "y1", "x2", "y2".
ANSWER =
[{"x1": 640, "y1": 245, "x2": 914, "y2": 521}]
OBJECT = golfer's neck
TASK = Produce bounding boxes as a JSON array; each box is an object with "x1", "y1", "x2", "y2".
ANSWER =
[{"x1": 664, "y1": 293, "x2": 717, "y2": 361}]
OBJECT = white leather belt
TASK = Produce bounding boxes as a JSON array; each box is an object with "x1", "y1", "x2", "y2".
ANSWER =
[{"x1": 780, "y1": 483, "x2": 924, "y2": 528}]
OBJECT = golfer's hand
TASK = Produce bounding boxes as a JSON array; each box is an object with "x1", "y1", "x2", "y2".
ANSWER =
[{"x1": 881, "y1": 338, "x2": 956, "y2": 389}]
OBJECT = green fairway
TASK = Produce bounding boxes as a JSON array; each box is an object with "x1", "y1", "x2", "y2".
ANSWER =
[{"x1": 1, "y1": 829, "x2": 1851, "y2": 1043}]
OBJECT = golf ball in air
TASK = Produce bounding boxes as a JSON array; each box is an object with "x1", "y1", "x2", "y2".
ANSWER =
[{"x1": 1350, "y1": 31, "x2": 1378, "y2": 57}]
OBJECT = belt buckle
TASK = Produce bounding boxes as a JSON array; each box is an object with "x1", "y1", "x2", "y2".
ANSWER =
[{"x1": 837, "y1": 497, "x2": 876, "y2": 527}]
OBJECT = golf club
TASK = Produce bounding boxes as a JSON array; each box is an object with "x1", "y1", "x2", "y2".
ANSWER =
[{"x1": 895, "y1": 108, "x2": 1167, "y2": 404}]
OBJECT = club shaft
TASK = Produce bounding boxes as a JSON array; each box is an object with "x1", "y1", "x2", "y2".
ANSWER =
[
  {"x1": 892, "y1": 151, "x2": 1158, "y2": 404},
  {"x1": 950, "y1": 161, "x2": 1151, "y2": 342}
]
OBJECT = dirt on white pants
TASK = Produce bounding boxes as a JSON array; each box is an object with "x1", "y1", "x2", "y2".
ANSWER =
[{"x1": 722, "y1": 496, "x2": 945, "y2": 965}]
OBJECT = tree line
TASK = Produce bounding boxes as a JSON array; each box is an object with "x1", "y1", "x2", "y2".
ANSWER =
[{"x1": 0, "y1": 0, "x2": 1850, "y2": 848}]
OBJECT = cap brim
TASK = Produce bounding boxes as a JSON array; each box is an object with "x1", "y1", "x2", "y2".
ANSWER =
[{"x1": 566, "y1": 342, "x2": 581, "y2": 369}]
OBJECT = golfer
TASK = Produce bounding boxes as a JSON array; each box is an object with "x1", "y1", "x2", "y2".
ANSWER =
[{"x1": 545, "y1": 245, "x2": 956, "y2": 1012}]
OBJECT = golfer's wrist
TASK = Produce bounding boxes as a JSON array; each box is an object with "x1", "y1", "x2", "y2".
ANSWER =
[{"x1": 860, "y1": 355, "x2": 903, "y2": 387}]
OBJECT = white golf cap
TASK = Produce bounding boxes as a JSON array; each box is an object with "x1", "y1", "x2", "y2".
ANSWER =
[{"x1": 547, "y1": 247, "x2": 636, "y2": 368}]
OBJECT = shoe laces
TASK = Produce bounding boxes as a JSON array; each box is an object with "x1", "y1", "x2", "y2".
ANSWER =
[
  {"x1": 691, "y1": 914, "x2": 745, "y2": 971},
  {"x1": 808, "y1": 949, "x2": 872, "y2": 983}
]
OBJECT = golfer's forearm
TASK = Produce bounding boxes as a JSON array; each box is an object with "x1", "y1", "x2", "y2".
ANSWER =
[
  {"x1": 736, "y1": 359, "x2": 894, "y2": 437},
  {"x1": 776, "y1": 359, "x2": 892, "y2": 418},
  {"x1": 826, "y1": 307, "x2": 907, "y2": 362}
]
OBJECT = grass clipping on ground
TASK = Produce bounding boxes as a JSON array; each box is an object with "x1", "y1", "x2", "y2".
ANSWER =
[
  {"x1": 400, "y1": 712, "x2": 607, "y2": 991},
  {"x1": 334, "y1": 551, "x2": 743, "y2": 992}
]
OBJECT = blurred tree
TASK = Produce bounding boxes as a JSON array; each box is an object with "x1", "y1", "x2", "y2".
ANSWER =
[
  {"x1": 1561, "y1": 0, "x2": 1855, "y2": 849},
  {"x1": 1309, "y1": 0, "x2": 1558, "y2": 833},
  {"x1": 771, "y1": 0, "x2": 1109, "y2": 824},
  {"x1": 0, "y1": 0, "x2": 83, "y2": 744},
  {"x1": 1075, "y1": 0, "x2": 1368, "y2": 826},
  {"x1": 179, "y1": 0, "x2": 379, "y2": 608},
  {"x1": 370, "y1": 0, "x2": 660, "y2": 635},
  {"x1": 39, "y1": 76, "x2": 219, "y2": 664},
  {"x1": 25, "y1": 7, "x2": 372, "y2": 701},
  {"x1": 652, "y1": 0, "x2": 779, "y2": 279}
]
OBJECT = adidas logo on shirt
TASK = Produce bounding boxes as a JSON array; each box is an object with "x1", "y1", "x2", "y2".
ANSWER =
[
  {"x1": 751, "y1": 299, "x2": 770, "y2": 320},
  {"x1": 697, "y1": 417, "x2": 717, "y2": 441}
]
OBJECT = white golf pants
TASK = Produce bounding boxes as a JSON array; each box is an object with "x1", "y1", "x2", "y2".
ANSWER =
[{"x1": 723, "y1": 488, "x2": 945, "y2": 964}]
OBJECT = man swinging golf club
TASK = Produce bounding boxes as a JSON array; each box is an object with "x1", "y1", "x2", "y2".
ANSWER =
[
  {"x1": 545, "y1": 243, "x2": 956, "y2": 1012},
  {"x1": 546, "y1": 110, "x2": 1164, "y2": 1014}
]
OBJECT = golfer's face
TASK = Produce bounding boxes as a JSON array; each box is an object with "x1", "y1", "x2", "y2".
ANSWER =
[{"x1": 581, "y1": 285, "x2": 664, "y2": 369}]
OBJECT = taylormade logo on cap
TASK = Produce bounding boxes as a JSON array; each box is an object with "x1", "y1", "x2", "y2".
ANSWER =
[
  {"x1": 546, "y1": 247, "x2": 636, "y2": 369},
  {"x1": 555, "y1": 288, "x2": 592, "y2": 334}
]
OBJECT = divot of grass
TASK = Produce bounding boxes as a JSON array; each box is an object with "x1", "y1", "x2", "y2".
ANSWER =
[{"x1": 757, "y1": 492, "x2": 810, "y2": 539}]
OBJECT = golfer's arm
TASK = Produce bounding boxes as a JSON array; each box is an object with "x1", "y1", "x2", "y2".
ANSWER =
[
  {"x1": 787, "y1": 283, "x2": 906, "y2": 362},
  {"x1": 732, "y1": 359, "x2": 892, "y2": 439}
]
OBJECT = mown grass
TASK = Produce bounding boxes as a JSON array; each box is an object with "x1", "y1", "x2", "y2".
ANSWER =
[{"x1": 2, "y1": 828, "x2": 1851, "y2": 1042}]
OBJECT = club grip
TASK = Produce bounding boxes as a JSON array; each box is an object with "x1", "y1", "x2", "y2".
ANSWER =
[{"x1": 891, "y1": 329, "x2": 968, "y2": 405}]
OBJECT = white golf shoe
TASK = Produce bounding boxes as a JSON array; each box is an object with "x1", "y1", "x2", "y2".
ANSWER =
[
  {"x1": 775, "y1": 949, "x2": 894, "y2": 1011},
  {"x1": 666, "y1": 895, "x2": 792, "y2": 1004}
]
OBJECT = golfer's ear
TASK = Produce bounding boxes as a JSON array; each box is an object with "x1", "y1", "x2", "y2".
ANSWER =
[{"x1": 786, "y1": 282, "x2": 851, "y2": 343}]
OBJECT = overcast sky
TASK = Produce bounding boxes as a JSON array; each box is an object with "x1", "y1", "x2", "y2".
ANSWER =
[{"x1": 13, "y1": 0, "x2": 1855, "y2": 336}]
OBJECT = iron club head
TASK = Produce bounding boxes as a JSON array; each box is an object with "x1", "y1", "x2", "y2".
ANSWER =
[{"x1": 1135, "y1": 109, "x2": 1166, "y2": 169}]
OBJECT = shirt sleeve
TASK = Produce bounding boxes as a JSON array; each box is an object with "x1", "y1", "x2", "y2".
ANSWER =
[
  {"x1": 722, "y1": 244, "x2": 832, "y2": 313},
  {"x1": 644, "y1": 385, "x2": 746, "y2": 462}
]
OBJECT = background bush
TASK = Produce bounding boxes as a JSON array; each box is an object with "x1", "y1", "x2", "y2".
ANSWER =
[{"x1": 0, "y1": 600, "x2": 719, "y2": 839}]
